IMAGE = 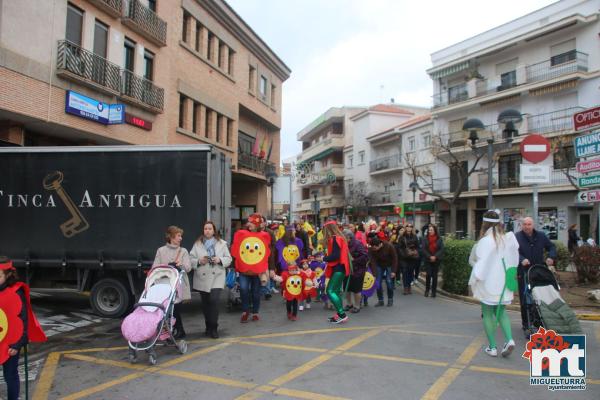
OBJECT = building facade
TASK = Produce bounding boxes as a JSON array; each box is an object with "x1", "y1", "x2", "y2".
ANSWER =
[
  {"x1": 0, "y1": 0, "x2": 290, "y2": 230},
  {"x1": 427, "y1": 0, "x2": 600, "y2": 242}
]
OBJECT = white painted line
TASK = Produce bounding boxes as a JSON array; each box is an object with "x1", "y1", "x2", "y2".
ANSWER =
[{"x1": 524, "y1": 144, "x2": 547, "y2": 152}]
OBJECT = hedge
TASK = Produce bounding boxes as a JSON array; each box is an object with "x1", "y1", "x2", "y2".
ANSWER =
[
  {"x1": 573, "y1": 245, "x2": 600, "y2": 284},
  {"x1": 441, "y1": 238, "x2": 476, "y2": 296},
  {"x1": 551, "y1": 240, "x2": 570, "y2": 271}
]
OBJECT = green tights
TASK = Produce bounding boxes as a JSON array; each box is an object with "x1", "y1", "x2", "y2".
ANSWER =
[
  {"x1": 481, "y1": 304, "x2": 513, "y2": 349},
  {"x1": 327, "y1": 271, "x2": 346, "y2": 316}
]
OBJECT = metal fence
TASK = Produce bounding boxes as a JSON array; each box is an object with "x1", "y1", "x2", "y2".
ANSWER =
[
  {"x1": 525, "y1": 51, "x2": 588, "y2": 83},
  {"x1": 122, "y1": 70, "x2": 164, "y2": 111},
  {"x1": 369, "y1": 154, "x2": 402, "y2": 172},
  {"x1": 238, "y1": 152, "x2": 275, "y2": 176},
  {"x1": 124, "y1": 0, "x2": 167, "y2": 45}
]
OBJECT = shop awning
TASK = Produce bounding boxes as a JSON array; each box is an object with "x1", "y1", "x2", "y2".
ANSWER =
[{"x1": 301, "y1": 147, "x2": 336, "y2": 164}]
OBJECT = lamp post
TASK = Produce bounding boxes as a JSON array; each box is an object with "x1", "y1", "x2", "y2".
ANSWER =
[
  {"x1": 311, "y1": 189, "x2": 319, "y2": 226},
  {"x1": 266, "y1": 171, "x2": 277, "y2": 223},
  {"x1": 463, "y1": 108, "x2": 520, "y2": 210},
  {"x1": 409, "y1": 181, "x2": 418, "y2": 225}
]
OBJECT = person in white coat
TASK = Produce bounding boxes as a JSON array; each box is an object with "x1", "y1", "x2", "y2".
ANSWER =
[
  {"x1": 153, "y1": 225, "x2": 192, "y2": 339},
  {"x1": 469, "y1": 210, "x2": 519, "y2": 358},
  {"x1": 189, "y1": 221, "x2": 232, "y2": 339}
]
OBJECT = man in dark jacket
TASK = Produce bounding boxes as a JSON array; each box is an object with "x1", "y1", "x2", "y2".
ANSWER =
[
  {"x1": 343, "y1": 230, "x2": 369, "y2": 312},
  {"x1": 515, "y1": 216, "x2": 557, "y2": 336},
  {"x1": 368, "y1": 237, "x2": 398, "y2": 307}
]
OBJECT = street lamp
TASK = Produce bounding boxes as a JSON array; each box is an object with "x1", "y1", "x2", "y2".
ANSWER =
[
  {"x1": 311, "y1": 189, "x2": 320, "y2": 226},
  {"x1": 266, "y1": 170, "x2": 277, "y2": 223},
  {"x1": 409, "y1": 181, "x2": 418, "y2": 225},
  {"x1": 463, "y1": 108, "x2": 519, "y2": 210}
]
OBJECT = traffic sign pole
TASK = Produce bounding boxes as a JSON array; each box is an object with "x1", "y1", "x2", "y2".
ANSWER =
[{"x1": 520, "y1": 134, "x2": 551, "y2": 225}]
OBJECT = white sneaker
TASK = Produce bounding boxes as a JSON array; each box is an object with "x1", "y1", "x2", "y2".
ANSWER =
[
  {"x1": 305, "y1": 303, "x2": 311, "y2": 309},
  {"x1": 299, "y1": 305, "x2": 304, "y2": 311},
  {"x1": 501, "y1": 340, "x2": 515, "y2": 357},
  {"x1": 484, "y1": 346, "x2": 497, "y2": 357},
  {"x1": 271, "y1": 287, "x2": 278, "y2": 294}
]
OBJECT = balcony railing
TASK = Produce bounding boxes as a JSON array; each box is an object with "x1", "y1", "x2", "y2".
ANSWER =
[
  {"x1": 473, "y1": 169, "x2": 580, "y2": 191},
  {"x1": 371, "y1": 189, "x2": 403, "y2": 205},
  {"x1": 526, "y1": 51, "x2": 588, "y2": 83},
  {"x1": 475, "y1": 77, "x2": 518, "y2": 97},
  {"x1": 121, "y1": 69, "x2": 164, "y2": 111},
  {"x1": 123, "y1": 0, "x2": 167, "y2": 46},
  {"x1": 433, "y1": 83, "x2": 468, "y2": 108},
  {"x1": 57, "y1": 40, "x2": 121, "y2": 94},
  {"x1": 369, "y1": 154, "x2": 402, "y2": 173},
  {"x1": 88, "y1": 0, "x2": 123, "y2": 17},
  {"x1": 238, "y1": 152, "x2": 276, "y2": 176},
  {"x1": 527, "y1": 106, "x2": 585, "y2": 135}
]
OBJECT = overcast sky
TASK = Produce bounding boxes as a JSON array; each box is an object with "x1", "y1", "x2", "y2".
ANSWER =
[{"x1": 226, "y1": 0, "x2": 557, "y2": 161}]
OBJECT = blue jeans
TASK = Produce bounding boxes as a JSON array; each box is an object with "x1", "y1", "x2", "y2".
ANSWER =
[
  {"x1": 376, "y1": 266, "x2": 394, "y2": 301},
  {"x1": 239, "y1": 274, "x2": 261, "y2": 313},
  {"x1": 3, "y1": 351, "x2": 20, "y2": 400},
  {"x1": 260, "y1": 278, "x2": 274, "y2": 296}
]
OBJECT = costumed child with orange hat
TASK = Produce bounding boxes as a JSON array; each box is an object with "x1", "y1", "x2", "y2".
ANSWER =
[
  {"x1": 273, "y1": 262, "x2": 307, "y2": 321},
  {"x1": 299, "y1": 259, "x2": 317, "y2": 311},
  {"x1": 0, "y1": 256, "x2": 47, "y2": 400}
]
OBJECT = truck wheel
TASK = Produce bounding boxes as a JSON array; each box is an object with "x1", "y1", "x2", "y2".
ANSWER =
[{"x1": 90, "y1": 278, "x2": 131, "y2": 318}]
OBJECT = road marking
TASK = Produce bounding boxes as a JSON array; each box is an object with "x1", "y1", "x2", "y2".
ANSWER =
[
  {"x1": 420, "y1": 336, "x2": 484, "y2": 400},
  {"x1": 596, "y1": 323, "x2": 600, "y2": 344},
  {"x1": 32, "y1": 352, "x2": 61, "y2": 400},
  {"x1": 344, "y1": 352, "x2": 448, "y2": 367},
  {"x1": 158, "y1": 369, "x2": 256, "y2": 389},
  {"x1": 61, "y1": 346, "x2": 129, "y2": 354},
  {"x1": 334, "y1": 329, "x2": 381, "y2": 351},
  {"x1": 159, "y1": 341, "x2": 233, "y2": 368},
  {"x1": 388, "y1": 328, "x2": 473, "y2": 339},
  {"x1": 234, "y1": 392, "x2": 264, "y2": 400},
  {"x1": 468, "y1": 365, "x2": 529, "y2": 377},
  {"x1": 237, "y1": 340, "x2": 327, "y2": 353},
  {"x1": 60, "y1": 372, "x2": 146, "y2": 400},
  {"x1": 274, "y1": 387, "x2": 350, "y2": 400}
]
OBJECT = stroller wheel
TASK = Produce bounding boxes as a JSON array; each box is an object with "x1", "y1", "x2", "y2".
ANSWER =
[
  {"x1": 148, "y1": 352, "x2": 158, "y2": 365},
  {"x1": 178, "y1": 340, "x2": 188, "y2": 354},
  {"x1": 128, "y1": 351, "x2": 137, "y2": 364}
]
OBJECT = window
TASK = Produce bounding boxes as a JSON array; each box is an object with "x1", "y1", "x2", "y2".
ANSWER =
[
  {"x1": 554, "y1": 145, "x2": 576, "y2": 169},
  {"x1": 348, "y1": 155, "x2": 353, "y2": 169},
  {"x1": 204, "y1": 108, "x2": 212, "y2": 138},
  {"x1": 148, "y1": 0, "x2": 156, "y2": 12},
  {"x1": 192, "y1": 103, "x2": 199, "y2": 134},
  {"x1": 123, "y1": 38, "x2": 135, "y2": 71},
  {"x1": 195, "y1": 21, "x2": 202, "y2": 52},
  {"x1": 207, "y1": 32, "x2": 214, "y2": 61},
  {"x1": 499, "y1": 70, "x2": 517, "y2": 90},
  {"x1": 408, "y1": 136, "x2": 415, "y2": 151},
  {"x1": 248, "y1": 65, "x2": 256, "y2": 92},
  {"x1": 422, "y1": 133, "x2": 431, "y2": 148},
  {"x1": 228, "y1": 49, "x2": 234, "y2": 75},
  {"x1": 93, "y1": 20, "x2": 108, "y2": 58},
  {"x1": 218, "y1": 43, "x2": 224, "y2": 69},
  {"x1": 178, "y1": 94, "x2": 186, "y2": 129},
  {"x1": 238, "y1": 132, "x2": 254, "y2": 154},
  {"x1": 259, "y1": 75, "x2": 267, "y2": 98},
  {"x1": 216, "y1": 115, "x2": 222, "y2": 143},
  {"x1": 499, "y1": 154, "x2": 522, "y2": 189},
  {"x1": 182, "y1": 11, "x2": 190, "y2": 43},
  {"x1": 226, "y1": 119, "x2": 232, "y2": 147},
  {"x1": 359, "y1": 151, "x2": 365, "y2": 164},
  {"x1": 143, "y1": 50, "x2": 154, "y2": 81},
  {"x1": 550, "y1": 39, "x2": 576, "y2": 66},
  {"x1": 448, "y1": 83, "x2": 467, "y2": 104},
  {"x1": 270, "y1": 84, "x2": 276, "y2": 107},
  {"x1": 66, "y1": 3, "x2": 83, "y2": 46}
]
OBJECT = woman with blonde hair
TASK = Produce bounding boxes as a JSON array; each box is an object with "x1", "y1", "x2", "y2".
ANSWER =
[
  {"x1": 469, "y1": 210, "x2": 519, "y2": 358},
  {"x1": 317, "y1": 220, "x2": 351, "y2": 323}
]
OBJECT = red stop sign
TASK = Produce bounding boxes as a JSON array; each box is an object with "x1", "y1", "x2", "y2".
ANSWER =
[{"x1": 520, "y1": 134, "x2": 550, "y2": 164}]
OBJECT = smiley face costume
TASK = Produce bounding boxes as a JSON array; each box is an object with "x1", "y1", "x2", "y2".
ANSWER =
[{"x1": 231, "y1": 231, "x2": 272, "y2": 275}]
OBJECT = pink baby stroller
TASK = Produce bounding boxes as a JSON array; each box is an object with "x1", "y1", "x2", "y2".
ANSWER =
[{"x1": 121, "y1": 265, "x2": 188, "y2": 365}]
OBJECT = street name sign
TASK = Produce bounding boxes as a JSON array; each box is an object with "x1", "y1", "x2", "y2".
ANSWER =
[
  {"x1": 577, "y1": 190, "x2": 600, "y2": 203},
  {"x1": 574, "y1": 130, "x2": 600, "y2": 158},
  {"x1": 573, "y1": 106, "x2": 600, "y2": 132},
  {"x1": 576, "y1": 159, "x2": 600, "y2": 174},
  {"x1": 520, "y1": 164, "x2": 550, "y2": 185},
  {"x1": 520, "y1": 134, "x2": 550, "y2": 164},
  {"x1": 578, "y1": 174, "x2": 600, "y2": 188}
]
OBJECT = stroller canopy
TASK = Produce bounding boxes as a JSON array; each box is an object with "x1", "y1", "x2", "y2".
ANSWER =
[{"x1": 527, "y1": 264, "x2": 559, "y2": 291}]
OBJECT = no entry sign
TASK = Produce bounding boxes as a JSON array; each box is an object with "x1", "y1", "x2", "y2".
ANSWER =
[{"x1": 520, "y1": 134, "x2": 551, "y2": 164}]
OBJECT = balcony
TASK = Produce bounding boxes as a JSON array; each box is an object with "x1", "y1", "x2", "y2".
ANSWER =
[
  {"x1": 56, "y1": 40, "x2": 121, "y2": 95},
  {"x1": 122, "y1": 0, "x2": 167, "y2": 47},
  {"x1": 88, "y1": 0, "x2": 122, "y2": 18},
  {"x1": 527, "y1": 106, "x2": 585, "y2": 135},
  {"x1": 237, "y1": 152, "x2": 276, "y2": 177},
  {"x1": 526, "y1": 51, "x2": 588, "y2": 83},
  {"x1": 121, "y1": 70, "x2": 164, "y2": 112},
  {"x1": 297, "y1": 135, "x2": 344, "y2": 163},
  {"x1": 432, "y1": 51, "x2": 589, "y2": 109},
  {"x1": 369, "y1": 154, "x2": 402, "y2": 173},
  {"x1": 371, "y1": 189, "x2": 403, "y2": 205},
  {"x1": 472, "y1": 169, "x2": 580, "y2": 192}
]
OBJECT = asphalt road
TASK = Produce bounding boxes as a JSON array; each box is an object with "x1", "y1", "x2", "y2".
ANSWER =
[{"x1": 6, "y1": 284, "x2": 600, "y2": 400}]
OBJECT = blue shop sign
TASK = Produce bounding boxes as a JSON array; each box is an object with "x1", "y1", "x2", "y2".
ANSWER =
[
  {"x1": 65, "y1": 91, "x2": 124, "y2": 125},
  {"x1": 574, "y1": 130, "x2": 600, "y2": 158}
]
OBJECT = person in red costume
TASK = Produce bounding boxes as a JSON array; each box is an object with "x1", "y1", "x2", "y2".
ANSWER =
[
  {"x1": 0, "y1": 256, "x2": 47, "y2": 400},
  {"x1": 273, "y1": 263, "x2": 305, "y2": 321},
  {"x1": 299, "y1": 259, "x2": 317, "y2": 311}
]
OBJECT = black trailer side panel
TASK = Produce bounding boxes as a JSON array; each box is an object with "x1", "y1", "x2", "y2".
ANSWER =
[{"x1": 0, "y1": 148, "x2": 209, "y2": 267}]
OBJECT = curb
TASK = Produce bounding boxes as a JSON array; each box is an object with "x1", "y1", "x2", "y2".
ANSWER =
[{"x1": 416, "y1": 277, "x2": 600, "y2": 321}]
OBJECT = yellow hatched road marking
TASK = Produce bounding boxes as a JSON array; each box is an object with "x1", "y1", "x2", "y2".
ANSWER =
[
  {"x1": 420, "y1": 336, "x2": 484, "y2": 400},
  {"x1": 388, "y1": 328, "x2": 473, "y2": 339},
  {"x1": 158, "y1": 369, "x2": 256, "y2": 389},
  {"x1": 468, "y1": 365, "x2": 529, "y2": 377},
  {"x1": 268, "y1": 354, "x2": 335, "y2": 387},
  {"x1": 32, "y1": 352, "x2": 61, "y2": 400},
  {"x1": 344, "y1": 351, "x2": 448, "y2": 367},
  {"x1": 274, "y1": 387, "x2": 350, "y2": 400},
  {"x1": 60, "y1": 372, "x2": 146, "y2": 400},
  {"x1": 237, "y1": 340, "x2": 328, "y2": 353},
  {"x1": 60, "y1": 346, "x2": 129, "y2": 354},
  {"x1": 233, "y1": 392, "x2": 264, "y2": 400}
]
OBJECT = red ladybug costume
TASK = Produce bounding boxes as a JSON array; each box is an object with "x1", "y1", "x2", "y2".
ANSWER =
[
  {"x1": 280, "y1": 270, "x2": 305, "y2": 301},
  {"x1": 301, "y1": 268, "x2": 317, "y2": 298}
]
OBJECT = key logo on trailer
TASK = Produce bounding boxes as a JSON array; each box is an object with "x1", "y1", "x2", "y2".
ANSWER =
[{"x1": 522, "y1": 327, "x2": 586, "y2": 391}]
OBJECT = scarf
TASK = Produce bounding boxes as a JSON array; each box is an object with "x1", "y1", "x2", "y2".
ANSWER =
[
  {"x1": 427, "y1": 235, "x2": 438, "y2": 255},
  {"x1": 204, "y1": 237, "x2": 217, "y2": 257}
]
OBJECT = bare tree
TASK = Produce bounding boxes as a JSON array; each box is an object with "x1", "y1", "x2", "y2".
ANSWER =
[
  {"x1": 553, "y1": 136, "x2": 599, "y2": 242},
  {"x1": 405, "y1": 134, "x2": 488, "y2": 235},
  {"x1": 345, "y1": 182, "x2": 371, "y2": 220}
]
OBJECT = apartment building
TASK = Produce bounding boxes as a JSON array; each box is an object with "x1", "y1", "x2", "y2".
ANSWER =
[
  {"x1": 0, "y1": 0, "x2": 290, "y2": 226},
  {"x1": 345, "y1": 104, "x2": 428, "y2": 223},
  {"x1": 428, "y1": 0, "x2": 599, "y2": 241},
  {"x1": 293, "y1": 106, "x2": 365, "y2": 225}
]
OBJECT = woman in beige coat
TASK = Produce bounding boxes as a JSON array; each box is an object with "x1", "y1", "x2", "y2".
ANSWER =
[
  {"x1": 152, "y1": 225, "x2": 192, "y2": 339},
  {"x1": 190, "y1": 221, "x2": 232, "y2": 339}
]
